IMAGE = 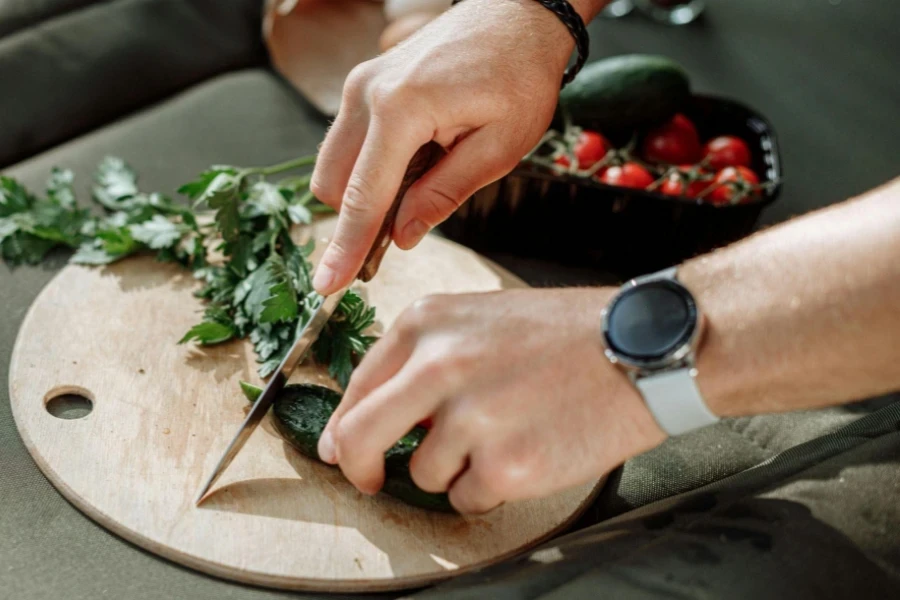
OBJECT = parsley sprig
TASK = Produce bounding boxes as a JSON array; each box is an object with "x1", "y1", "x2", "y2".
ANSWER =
[{"x1": 0, "y1": 156, "x2": 376, "y2": 388}]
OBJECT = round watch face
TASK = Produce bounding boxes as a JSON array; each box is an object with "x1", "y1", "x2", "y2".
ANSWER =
[{"x1": 604, "y1": 280, "x2": 698, "y2": 364}]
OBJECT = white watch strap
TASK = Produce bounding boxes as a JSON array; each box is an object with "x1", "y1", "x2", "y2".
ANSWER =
[{"x1": 635, "y1": 368, "x2": 718, "y2": 436}]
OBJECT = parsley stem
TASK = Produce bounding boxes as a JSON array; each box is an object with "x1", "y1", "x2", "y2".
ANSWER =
[
  {"x1": 247, "y1": 155, "x2": 317, "y2": 177},
  {"x1": 278, "y1": 174, "x2": 313, "y2": 191},
  {"x1": 309, "y1": 204, "x2": 335, "y2": 215},
  {"x1": 295, "y1": 188, "x2": 316, "y2": 206}
]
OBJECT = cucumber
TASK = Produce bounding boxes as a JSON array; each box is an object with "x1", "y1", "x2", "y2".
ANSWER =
[
  {"x1": 240, "y1": 382, "x2": 454, "y2": 512},
  {"x1": 558, "y1": 54, "x2": 691, "y2": 134}
]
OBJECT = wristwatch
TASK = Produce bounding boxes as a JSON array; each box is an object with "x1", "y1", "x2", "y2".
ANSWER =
[{"x1": 600, "y1": 267, "x2": 718, "y2": 436}]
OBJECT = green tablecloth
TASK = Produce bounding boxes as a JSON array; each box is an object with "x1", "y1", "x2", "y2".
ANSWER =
[{"x1": 2, "y1": 1, "x2": 899, "y2": 598}]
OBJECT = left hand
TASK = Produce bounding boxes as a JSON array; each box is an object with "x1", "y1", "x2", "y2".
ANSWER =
[{"x1": 317, "y1": 288, "x2": 667, "y2": 514}]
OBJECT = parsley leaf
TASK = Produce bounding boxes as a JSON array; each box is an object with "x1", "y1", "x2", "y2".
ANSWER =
[
  {"x1": 179, "y1": 321, "x2": 236, "y2": 345},
  {"x1": 93, "y1": 156, "x2": 140, "y2": 210},
  {"x1": 129, "y1": 214, "x2": 187, "y2": 250},
  {"x1": 207, "y1": 181, "x2": 241, "y2": 243},
  {"x1": 287, "y1": 203, "x2": 312, "y2": 225},
  {"x1": 71, "y1": 241, "x2": 120, "y2": 265},
  {"x1": 259, "y1": 256, "x2": 298, "y2": 324},
  {"x1": 1, "y1": 232, "x2": 57, "y2": 266},
  {"x1": 177, "y1": 167, "x2": 238, "y2": 201},
  {"x1": 313, "y1": 291, "x2": 377, "y2": 389},
  {"x1": 247, "y1": 182, "x2": 288, "y2": 217},
  {"x1": 235, "y1": 265, "x2": 273, "y2": 322},
  {"x1": 46, "y1": 168, "x2": 76, "y2": 209},
  {"x1": 0, "y1": 176, "x2": 33, "y2": 217}
]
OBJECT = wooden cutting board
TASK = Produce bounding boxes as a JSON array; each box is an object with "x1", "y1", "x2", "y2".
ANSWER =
[{"x1": 9, "y1": 218, "x2": 601, "y2": 592}]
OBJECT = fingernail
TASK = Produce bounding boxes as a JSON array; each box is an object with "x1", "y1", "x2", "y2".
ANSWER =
[
  {"x1": 319, "y1": 429, "x2": 337, "y2": 464},
  {"x1": 313, "y1": 262, "x2": 335, "y2": 294},
  {"x1": 401, "y1": 220, "x2": 429, "y2": 248}
]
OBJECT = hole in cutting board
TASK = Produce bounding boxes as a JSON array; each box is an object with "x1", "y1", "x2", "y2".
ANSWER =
[{"x1": 45, "y1": 387, "x2": 94, "y2": 420}]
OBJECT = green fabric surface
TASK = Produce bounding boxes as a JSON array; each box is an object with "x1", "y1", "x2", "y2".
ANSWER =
[{"x1": 0, "y1": 0, "x2": 267, "y2": 168}]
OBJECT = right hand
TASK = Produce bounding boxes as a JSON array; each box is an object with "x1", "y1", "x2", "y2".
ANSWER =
[{"x1": 310, "y1": 0, "x2": 579, "y2": 294}]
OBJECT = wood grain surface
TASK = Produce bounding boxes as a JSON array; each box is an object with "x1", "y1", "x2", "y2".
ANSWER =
[{"x1": 9, "y1": 218, "x2": 602, "y2": 592}]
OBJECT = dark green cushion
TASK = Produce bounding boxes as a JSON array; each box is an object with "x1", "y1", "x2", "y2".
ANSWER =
[{"x1": 0, "y1": 0, "x2": 267, "y2": 168}]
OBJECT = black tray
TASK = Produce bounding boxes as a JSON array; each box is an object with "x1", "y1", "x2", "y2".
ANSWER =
[{"x1": 438, "y1": 95, "x2": 782, "y2": 279}]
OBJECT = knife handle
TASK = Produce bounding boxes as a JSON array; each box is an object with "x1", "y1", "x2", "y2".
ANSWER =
[{"x1": 356, "y1": 141, "x2": 446, "y2": 282}]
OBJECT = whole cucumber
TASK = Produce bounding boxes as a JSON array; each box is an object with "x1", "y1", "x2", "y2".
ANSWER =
[{"x1": 558, "y1": 54, "x2": 691, "y2": 134}]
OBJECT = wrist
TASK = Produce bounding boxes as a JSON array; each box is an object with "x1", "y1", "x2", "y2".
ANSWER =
[
  {"x1": 509, "y1": 0, "x2": 577, "y2": 74},
  {"x1": 578, "y1": 287, "x2": 669, "y2": 445},
  {"x1": 677, "y1": 260, "x2": 759, "y2": 419},
  {"x1": 483, "y1": 0, "x2": 589, "y2": 83},
  {"x1": 598, "y1": 270, "x2": 721, "y2": 437}
]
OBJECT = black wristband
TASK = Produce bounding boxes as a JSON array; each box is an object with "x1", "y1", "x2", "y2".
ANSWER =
[{"x1": 451, "y1": 0, "x2": 590, "y2": 88}]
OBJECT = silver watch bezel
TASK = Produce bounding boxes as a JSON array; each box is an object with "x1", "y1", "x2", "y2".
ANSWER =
[{"x1": 600, "y1": 271, "x2": 706, "y2": 377}]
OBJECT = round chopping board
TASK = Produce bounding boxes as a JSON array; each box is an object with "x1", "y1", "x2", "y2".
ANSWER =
[{"x1": 9, "y1": 219, "x2": 602, "y2": 592}]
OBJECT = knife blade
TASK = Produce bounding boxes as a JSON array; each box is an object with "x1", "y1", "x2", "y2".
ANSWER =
[{"x1": 195, "y1": 141, "x2": 445, "y2": 504}]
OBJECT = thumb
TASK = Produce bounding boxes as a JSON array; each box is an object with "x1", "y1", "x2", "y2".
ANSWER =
[{"x1": 392, "y1": 127, "x2": 520, "y2": 250}]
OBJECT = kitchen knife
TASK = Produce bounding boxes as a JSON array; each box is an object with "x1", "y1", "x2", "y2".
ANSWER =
[{"x1": 195, "y1": 141, "x2": 445, "y2": 504}]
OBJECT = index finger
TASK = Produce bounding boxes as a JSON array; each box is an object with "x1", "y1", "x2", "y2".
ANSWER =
[{"x1": 313, "y1": 119, "x2": 426, "y2": 295}]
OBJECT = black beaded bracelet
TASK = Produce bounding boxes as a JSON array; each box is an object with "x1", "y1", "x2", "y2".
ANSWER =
[{"x1": 451, "y1": 0, "x2": 590, "y2": 88}]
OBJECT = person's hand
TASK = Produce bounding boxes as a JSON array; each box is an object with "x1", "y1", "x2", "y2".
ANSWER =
[
  {"x1": 316, "y1": 288, "x2": 668, "y2": 514},
  {"x1": 310, "y1": 0, "x2": 579, "y2": 295}
]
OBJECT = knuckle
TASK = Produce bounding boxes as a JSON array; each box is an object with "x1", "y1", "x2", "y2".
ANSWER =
[
  {"x1": 446, "y1": 397, "x2": 488, "y2": 433},
  {"x1": 368, "y1": 81, "x2": 402, "y2": 115},
  {"x1": 479, "y1": 450, "x2": 534, "y2": 497},
  {"x1": 416, "y1": 355, "x2": 451, "y2": 385},
  {"x1": 368, "y1": 78, "x2": 420, "y2": 118},
  {"x1": 344, "y1": 62, "x2": 374, "y2": 101},
  {"x1": 334, "y1": 411, "x2": 373, "y2": 457},
  {"x1": 409, "y1": 457, "x2": 442, "y2": 493},
  {"x1": 417, "y1": 184, "x2": 466, "y2": 225},
  {"x1": 419, "y1": 352, "x2": 469, "y2": 391},
  {"x1": 395, "y1": 296, "x2": 440, "y2": 338},
  {"x1": 450, "y1": 466, "x2": 502, "y2": 514},
  {"x1": 341, "y1": 178, "x2": 375, "y2": 216},
  {"x1": 409, "y1": 295, "x2": 444, "y2": 321},
  {"x1": 401, "y1": 295, "x2": 446, "y2": 333},
  {"x1": 393, "y1": 312, "x2": 422, "y2": 342}
]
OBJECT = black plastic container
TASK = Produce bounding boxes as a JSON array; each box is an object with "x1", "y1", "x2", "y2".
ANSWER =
[{"x1": 439, "y1": 95, "x2": 782, "y2": 279}]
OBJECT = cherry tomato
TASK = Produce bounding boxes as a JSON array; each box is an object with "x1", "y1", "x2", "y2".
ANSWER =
[
  {"x1": 572, "y1": 130, "x2": 610, "y2": 170},
  {"x1": 553, "y1": 154, "x2": 573, "y2": 170},
  {"x1": 642, "y1": 114, "x2": 701, "y2": 165},
  {"x1": 598, "y1": 163, "x2": 655, "y2": 189},
  {"x1": 707, "y1": 166, "x2": 760, "y2": 205},
  {"x1": 703, "y1": 136, "x2": 752, "y2": 171},
  {"x1": 659, "y1": 166, "x2": 711, "y2": 198}
]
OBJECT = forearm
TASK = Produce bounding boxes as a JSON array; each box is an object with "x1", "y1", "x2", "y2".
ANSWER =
[{"x1": 681, "y1": 177, "x2": 900, "y2": 417}]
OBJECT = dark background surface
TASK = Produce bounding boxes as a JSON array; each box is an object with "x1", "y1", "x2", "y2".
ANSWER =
[{"x1": 1, "y1": 1, "x2": 899, "y2": 599}]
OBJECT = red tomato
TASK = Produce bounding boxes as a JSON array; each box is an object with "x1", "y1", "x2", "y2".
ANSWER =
[
  {"x1": 572, "y1": 130, "x2": 610, "y2": 170},
  {"x1": 598, "y1": 163, "x2": 655, "y2": 189},
  {"x1": 554, "y1": 154, "x2": 573, "y2": 170},
  {"x1": 659, "y1": 166, "x2": 711, "y2": 198},
  {"x1": 642, "y1": 114, "x2": 701, "y2": 165},
  {"x1": 417, "y1": 417, "x2": 434, "y2": 429},
  {"x1": 703, "y1": 136, "x2": 752, "y2": 171},
  {"x1": 707, "y1": 166, "x2": 760, "y2": 205}
]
